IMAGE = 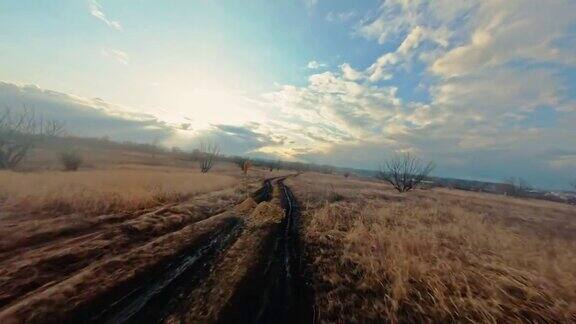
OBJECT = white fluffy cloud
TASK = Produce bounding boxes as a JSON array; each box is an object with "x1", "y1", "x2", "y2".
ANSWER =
[
  {"x1": 357, "y1": 0, "x2": 476, "y2": 45},
  {"x1": 431, "y1": 0, "x2": 576, "y2": 77},
  {"x1": 264, "y1": 71, "x2": 405, "y2": 148},
  {"x1": 340, "y1": 63, "x2": 362, "y2": 81},
  {"x1": 262, "y1": 0, "x2": 576, "y2": 188}
]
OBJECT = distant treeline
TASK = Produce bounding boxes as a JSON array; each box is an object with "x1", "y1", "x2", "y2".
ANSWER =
[{"x1": 34, "y1": 135, "x2": 576, "y2": 205}]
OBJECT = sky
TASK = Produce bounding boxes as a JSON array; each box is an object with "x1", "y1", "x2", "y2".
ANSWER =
[{"x1": 1, "y1": 0, "x2": 575, "y2": 189}]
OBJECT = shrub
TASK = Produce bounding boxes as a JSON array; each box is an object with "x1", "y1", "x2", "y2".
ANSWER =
[
  {"x1": 377, "y1": 152, "x2": 435, "y2": 193},
  {"x1": 59, "y1": 150, "x2": 83, "y2": 171}
]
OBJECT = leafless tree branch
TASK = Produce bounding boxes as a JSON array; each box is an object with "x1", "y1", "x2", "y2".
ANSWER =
[
  {"x1": 377, "y1": 152, "x2": 435, "y2": 193},
  {"x1": 0, "y1": 107, "x2": 65, "y2": 169},
  {"x1": 198, "y1": 141, "x2": 220, "y2": 173}
]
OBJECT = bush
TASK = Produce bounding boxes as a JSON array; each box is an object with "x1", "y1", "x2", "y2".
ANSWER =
[
  {"x1": 59, "y1": 150, "x2": 83, "y2": 171},
  {"x1": 377, "y1": 152, "x2": 435, "y2": 193}
]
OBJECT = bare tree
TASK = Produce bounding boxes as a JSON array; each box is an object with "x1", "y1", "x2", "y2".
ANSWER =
[
  {"x1": 198, "y1": 142, "x2": 220, "y2": 173},
  {"x1": 501, "y1": 177, "x2": 531, "y2": 197},
  {"x1": 0, "y1": 107, "x2": 65, "y2": 169},
  {"x1": 377, "y1": 152, "x2": 435, "y2": 193}
]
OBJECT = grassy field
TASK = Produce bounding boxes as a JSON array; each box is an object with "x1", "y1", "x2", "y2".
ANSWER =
[
  {"x1": 1, "y1": 140, "x2": 575, "y2": 323},
  {"x1": 0, "y1": 144, "x2": 267, "y2": 319},
  {"x1": 288, "y1": 173, "x2": 576, "y2": 323},
  {"x1": 0, "y1": 166, "x2": 238, "y2": 215},
  {"x1": 0, "y1": 138, "x2": 257, "y2": 216}
]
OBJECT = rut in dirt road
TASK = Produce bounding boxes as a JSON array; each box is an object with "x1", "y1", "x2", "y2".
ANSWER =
[
  {"x1": 12, "y1": 177, "x2": 313, "y2": 324},
  {"x1": 67, "y1": 218, "x2": 242, "y2": 324},
  {"x1": 64, "y1": 179, "x2": 276, "y2": 324},
  {"x1": 218, "y1": 178, "x2": 314, "y2": 324}
]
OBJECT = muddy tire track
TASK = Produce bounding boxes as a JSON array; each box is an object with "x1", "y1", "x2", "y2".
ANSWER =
[
  {"x1": 251, "y1": 177, "x2": 274, "y2": 203},
  {"x1": 0, "y1": 177, "x2": 314, "y2": 324},
  {"x1": 218, "y1": 178, "x2": 314, "y2": 324},
  {"x1": 68, "y1": 218, "x2": 243, "y2": 324},
  {"x1": 56, "y1": 178, "x2": 275, "y2": 324},
  {"x1": 0, "y1": 188, "x2": 247, "y2": 309}
]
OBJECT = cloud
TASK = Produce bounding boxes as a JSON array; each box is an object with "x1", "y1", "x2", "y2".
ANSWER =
[
  {"x1": 340, "y1": 63, "x2": 362, "y2": 81},
  {"x1": 346, "y1": 24, "x2": 442, "y2": 82},
  {"x1": 366, "y1": 53, "x2": 397, "y2": 82},
  {"x1": 0, "y1": 81, "x2": 290, "y2": 159},
  {"x1": 431, "y1": 0, "x2": 576, "y2": 77},
  {"x1": 357, "y1": 0, "x2": 475, "y2": 45},
  {"x1": 213, "y1": 124, "x2": 279, "y2": 146},
  {"x1": 4, "y1": 1, "x2": 575, "y2": 189},
  {"x1": 260, "y1": 0, "x2": 576, "y2": 189},
  {"x1": 206, "y1": 124, "x2": 285, "y2": 155},
  {"x1": 264, "y1": 71, "x2": 403, "y2": 147},
  {"x1": 306, "y1": 60, "x2": 326, "y2": 69},
  {"x1": 397, "y1": 26, "x2": 425, "y2": 55},
  {"x1": 88, "y1": 0, "x2": 122, "y2": 30},
  {"x1": 0, "y1": 81, "x2": 171, "y2": 143},
  {"x1": 101, "y1": 48, "x2": 130, "y2": 65},
  {"x1": 432, "y1": 68, "x2": 560, "y2": 117}
]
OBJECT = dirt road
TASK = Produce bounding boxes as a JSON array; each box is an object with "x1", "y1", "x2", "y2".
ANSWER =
[{"x1": 0, "y1": 176, "x2": 314, "y2": 324}]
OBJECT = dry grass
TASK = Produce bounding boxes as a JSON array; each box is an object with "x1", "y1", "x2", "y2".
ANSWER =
[
  {"x1": 0, "y1": 177, "x2": 256, "y2": 310},
  {"x1": 417, "y1": 188, "x2": 576, "y2": 240},
  {"x1": 0, "y1": 166, "x2": 237, "y2": 215},
  {"x1": 0, "y1": 138, "x2": 277, "y2": 322},
  {"x1": 288, "y1": 173, "x2": 576, "y2": 323}
]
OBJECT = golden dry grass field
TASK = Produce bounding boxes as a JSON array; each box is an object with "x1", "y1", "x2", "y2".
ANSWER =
[
  {"x1": 287, "y1": 173, "x2": 576, "y2": 323},
  {"x1": 0, "y1": 143, "x2": 291, "y2": 323},
  {"x1": 0, "y1": 167, "x2": 237, "y2": 215},
  {"x1": 0, "y1": 143, "x2": 575, "y2": 323}
]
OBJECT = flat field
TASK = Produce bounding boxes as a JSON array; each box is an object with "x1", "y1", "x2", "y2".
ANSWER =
[
  {"x1": 1, "y1": 145, "x2": 574, "y2": 323},
  {"x1": 287, "y1": 173, "x2": 576, "y2": 323}
]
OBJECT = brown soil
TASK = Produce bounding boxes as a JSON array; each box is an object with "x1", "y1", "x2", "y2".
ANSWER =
[
  {"x1": 0, "y1": 186, "x2": 250, "y2": 310},
  {"x1": 0, "y1": 175, "x2": 309, "y2": 324},
  {"x1": 170, "y1": 193, "x2": 285, "y2": 323}
]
